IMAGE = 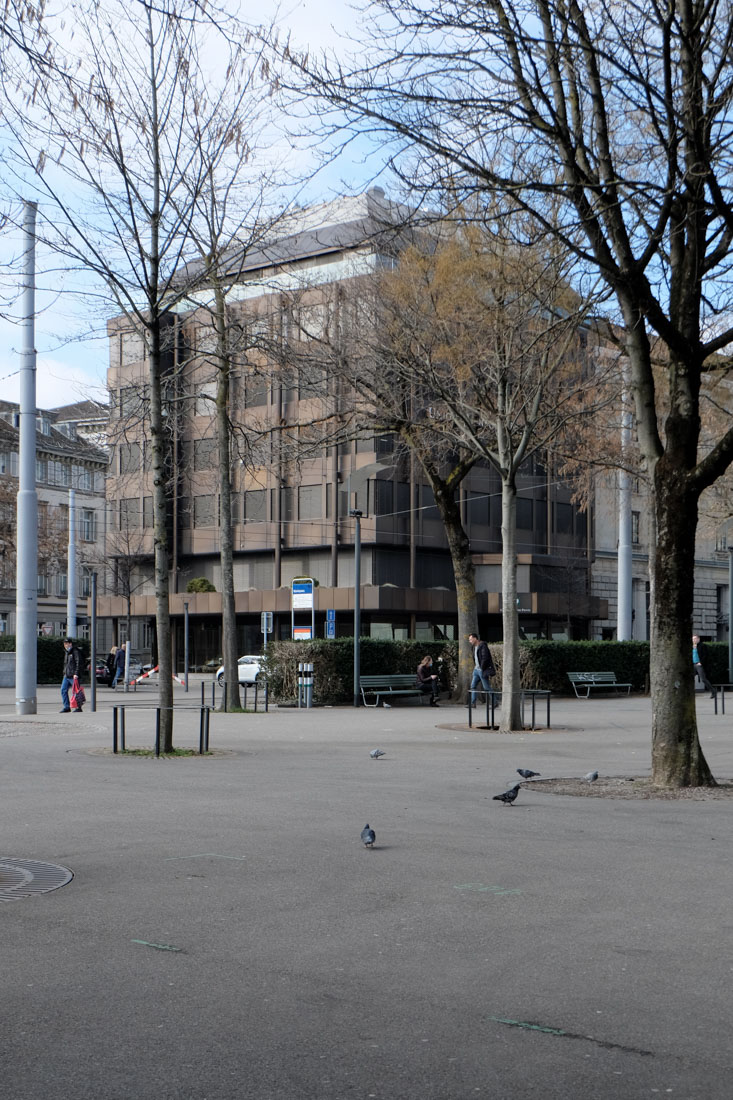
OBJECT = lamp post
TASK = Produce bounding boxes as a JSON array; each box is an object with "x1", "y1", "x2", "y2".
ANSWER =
[
  {"x1": 183, "y1": 600, "x2": 189, "y2": 693},
  {"x1": 350, "y1": 509, "x2": 362, "y2": 707}
]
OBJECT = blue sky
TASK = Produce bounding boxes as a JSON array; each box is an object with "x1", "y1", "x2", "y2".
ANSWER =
[{"x1": 0, "y1": 0, "x2": 372, "y2": 410}]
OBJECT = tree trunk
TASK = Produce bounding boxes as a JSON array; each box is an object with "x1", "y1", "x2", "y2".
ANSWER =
[
  {"x1": 215, "y1": 289, "x2": 241, "y2": 711},
  {"x1": 500, "y1": 478, "x2": 523, "y2": 730},
  {"x1": 149, "y1": 319, "x2": 174, "y2": 751},
  {"x1": 432, "y1": 476, "x2": 477, "y2": 701},
  {"x1": 650, "y1": 462, "x2": 714, "y2": 786}
]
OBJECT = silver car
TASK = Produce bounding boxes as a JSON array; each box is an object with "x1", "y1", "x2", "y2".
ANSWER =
[{"x1": 215, "y1": 655, "x2": 263, "y2": 685}]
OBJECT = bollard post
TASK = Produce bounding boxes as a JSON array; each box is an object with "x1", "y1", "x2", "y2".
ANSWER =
[
  {"x1": 199, "y1": 707, "x2": 205, "y2": 754},
  {"x1": 121, "y1": 707, "x2": 126, "y2": 751},
  {"x1": 155, "y1": 709, "x2": 160, "y2": 757},
  {"x1": 467, "y1": 695, "x2": 473, "y2": 728},
  {"x1": 264, "y1": 682, "x2": 269, "y2": 713},
  {"x1": 204, "y1": 706, "x2": 210, "y2": 752},
  {"x1": 201, "y1": 681, "x2": 204, "y2": 707},
  {"x1": 113, "y1": 706, "x2": 118, "y2": 753}
]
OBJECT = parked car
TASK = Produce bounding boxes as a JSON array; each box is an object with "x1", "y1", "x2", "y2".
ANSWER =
[
  {"x1": 87, "y1": 658, "x2": 112, "y2": 686},
  {"x1": 216, "y1": 655, "x2": 264, "y2": 685}
]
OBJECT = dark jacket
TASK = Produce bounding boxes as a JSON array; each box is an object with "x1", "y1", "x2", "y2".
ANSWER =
[
  {"x1": 416, "y1": 663, "x2": 436, "y2": 687},
  {"x1": 63, "y1": 646, "x2": 82, "y2": 680},
  {"x1": 475, "y1": 640, "x2": 495, "y2": 677},
  {"x1": 693, "y1": 639, "x2": 709, "y2": 666},
  {"x1": 114, "y1": 648, "x2": 126, "y2": 671}
]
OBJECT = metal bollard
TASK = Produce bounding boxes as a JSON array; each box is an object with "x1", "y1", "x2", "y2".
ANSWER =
[
  {"x1": 297, "y1": 662, "x2": 314, "y2": 708},
  {"x1": 113, "y1": 707, "x2": 118, "y2": 753},
  {"x1": 155, "y1": 709, "x2": 161, "y2": 757}
]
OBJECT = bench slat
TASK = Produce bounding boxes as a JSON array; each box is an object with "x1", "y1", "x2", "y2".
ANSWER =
[{"x1": 567, "y1": 672, "x2": 632, "y2": 698}]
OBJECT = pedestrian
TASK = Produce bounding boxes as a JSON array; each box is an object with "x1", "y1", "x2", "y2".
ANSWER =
[
  {"x1": 111, "y1": 644, "x2": 127, "y2": 690},
  {"x1": 416, "y1": 654, "x2": 441, "y2": 706},
  {"x1": 692, "y1": 634, "x2": 715, "y2": 698},
  {"x1": 468, "y1": 632, "x2": 496, "y2": 706},
  {"x1": 106, "y1": 646, "x2": 118, "y2": 683},
  {"x1": 60, "y1": 637, "x2": 83, "y2": 713}
]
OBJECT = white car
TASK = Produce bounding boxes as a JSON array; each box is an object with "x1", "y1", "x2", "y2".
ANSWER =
[{"x1": 216, "y1": 655, "x2": 264, "y2": 685}]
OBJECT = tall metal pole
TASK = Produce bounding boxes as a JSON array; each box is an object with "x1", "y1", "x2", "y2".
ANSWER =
[
  {"x1": 67, "y1": 488, "x2": 77, "y2": 639},
  {"x1": 350, "y1": 509, "x2": 362, "y2": 707},
  {"x1": 183, "y1": 600, "x2": 189, "y2": 693},
  {"x1": 90, "y1": 572, "x2": 97, "y2": 712},
  {"x1": 15, "y1": 201, "x2": 38, "y2": 715}
]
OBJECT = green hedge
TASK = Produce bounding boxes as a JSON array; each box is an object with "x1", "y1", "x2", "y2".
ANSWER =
[
  {"x1": 0, "y1": 635, "x2": 90, "y2": 684},
  {"x1": 261, "y1": 638, "x2": 732, "y2": 702},
  {"x1": 263, "y1": 638, "x2": 456, "y2": 704}
]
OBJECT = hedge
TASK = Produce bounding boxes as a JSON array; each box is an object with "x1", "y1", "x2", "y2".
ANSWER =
[
  {"x1": 261, "y1": 638, "x2": 730, "y2": 703},
  {"x1": 0, "y1": 635, "x2": 90, "y2": 684}
]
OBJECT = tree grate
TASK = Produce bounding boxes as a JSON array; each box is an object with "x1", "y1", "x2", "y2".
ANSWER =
[{"x1": 0, "y1": 858, "x2": 74, "y2": 901}]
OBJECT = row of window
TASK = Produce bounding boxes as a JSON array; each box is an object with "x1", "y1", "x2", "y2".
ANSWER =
[
  {"x1": 0, "y1": 451, "x2": 104, "y2": 491},
  {"x1": 35, "y1": 570, "x2": 95, "y2": 597}
]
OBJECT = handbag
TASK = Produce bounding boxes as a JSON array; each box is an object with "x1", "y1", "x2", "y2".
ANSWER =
[{"x1": 70, "y1": 675, "x2": 86, "y2": 709}]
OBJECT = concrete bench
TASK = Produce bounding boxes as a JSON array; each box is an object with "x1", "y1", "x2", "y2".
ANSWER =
[
  {"x1": 359, "y1": 674, "x2": 425, "y2": 708},
  {"x1": 567, "y1": 671, "x2": 632, "y2": 698}
]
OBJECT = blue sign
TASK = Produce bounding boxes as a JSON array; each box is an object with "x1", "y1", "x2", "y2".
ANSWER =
[
  {"x1": 326, "y1": 609, "x2": 335, "y2": 622},
  {"x1": 326, "y1": 621, "x2": 336, "y2": 639}
]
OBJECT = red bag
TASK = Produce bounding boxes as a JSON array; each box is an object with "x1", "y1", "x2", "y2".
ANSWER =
[{"x1": 70, "y1": 675, "x2": 86, "y2": 710}]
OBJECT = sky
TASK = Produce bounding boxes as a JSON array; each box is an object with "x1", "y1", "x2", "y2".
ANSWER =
[{"x1": 0, "y1": 0, "x2": 372, "y2": 411}]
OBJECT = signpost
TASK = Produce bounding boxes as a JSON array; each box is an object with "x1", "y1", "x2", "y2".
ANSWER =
[
  {"x1": 326, "y1": 608, "x2": 335, "y2": 639},
  {"x1": 291, "y1": 578, "x2": 315, "y2": 641},
  {"x1": 261, "y1": 610, "x2": 273, "y2": 649}
]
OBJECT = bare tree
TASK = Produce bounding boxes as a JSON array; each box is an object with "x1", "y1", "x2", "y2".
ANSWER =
[
  {"x1": 281, "y1": 0, "x2": 733, "y2": 785},
  {"x1": 2, "y1": 0, "x2": 267, "y2": 747}
]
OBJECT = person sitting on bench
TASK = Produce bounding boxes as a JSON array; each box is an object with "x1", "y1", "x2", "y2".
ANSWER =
[{"x1": 416, "y1": 655, "x2": 441, "y2": 707}]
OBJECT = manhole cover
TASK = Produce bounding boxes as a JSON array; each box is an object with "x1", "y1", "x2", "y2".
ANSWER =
[{"x1": 0, "y1": 858, "x2": 74, "y2": 900}]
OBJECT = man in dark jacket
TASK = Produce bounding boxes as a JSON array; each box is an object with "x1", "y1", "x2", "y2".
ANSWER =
[
  {"x1": 468, "y1": 632, "x2": 496, "y2": 705},
  {"x1": 60, "y1": 637, "x2": 83, "y2": 713}
]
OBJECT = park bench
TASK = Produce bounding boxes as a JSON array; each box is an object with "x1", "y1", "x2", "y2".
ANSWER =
[
  {"x1": 567, "y1": 671, "x2": 632, "y2": 698},
  {"x1": 359, "y1": 674, "x2": 426, "y2": 708}
]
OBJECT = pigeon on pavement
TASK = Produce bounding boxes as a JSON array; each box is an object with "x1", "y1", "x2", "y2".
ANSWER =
[
  {"x1": 584, "y1": 770, "x2": 599, "y2": 783},
  {"x1": 370, "y1": 748, "x2": 386, "y2": 759},
  {"x1": 492, "y1": 783, "x2": 521, "y2": 805},
  {"x1": 517, "y1": 768, "x2": 540, "y2": 779},
  {"x1": 361, "y1": 824, "x2": 376, "y2": 847}
]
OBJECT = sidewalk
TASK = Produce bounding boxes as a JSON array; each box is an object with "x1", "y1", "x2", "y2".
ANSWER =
[{"x1": 1, "y1": 690, "x2": 731, "y2": 1099}]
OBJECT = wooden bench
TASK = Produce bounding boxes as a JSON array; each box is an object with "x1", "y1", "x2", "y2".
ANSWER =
[
  {"x1": 360, "y1": 674, "x2": 425, "y2": 707},
  {"x1": 567, "y1": 671, "x2": 632, "y2": 698}
]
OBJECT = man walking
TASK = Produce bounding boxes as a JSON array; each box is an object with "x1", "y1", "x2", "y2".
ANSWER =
[
  {"x1": 60, "y1": 637, "x2": 83, "y2": 713},
  {"x1": 692, "y1": 634, "x2": 715, "y2": 698},
  {"x1": 468, "y1": 632, "x2": 496, "y2": 705}
]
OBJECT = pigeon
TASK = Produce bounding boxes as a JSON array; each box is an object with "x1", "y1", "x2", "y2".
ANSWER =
[
  {"x1": 517, "y1": 768, "x2": 540, "y2": 779},
  {"x1": 382, "y1": 702, "x2": 392, "y2": 709},
  {"x1": 492, "y1": 783, "x2": 521, "y2": 805},
  {"x1": 584, "y1": 770, "x2": 599, "y2": 783},
  {"x1": 370, "y1": 748, "x2": 386, "y2": 759},
  {"x1": 361, "y1": 824, "x2": 376, "y2": 847}
]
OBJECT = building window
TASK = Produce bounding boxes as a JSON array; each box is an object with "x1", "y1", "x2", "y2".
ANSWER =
[
  {"x1": 374, "y1": 480, "x2": 394, "y2": 517},
  {"x1": 193, "y1": 437, "x2": 217, "y2": 470},
  {"x1": 81, "y1": 509, "x2": 97, "y2": 542},
  {"x1": 244, "y1": 373, "x2": 268, "y2": 408},
  {"x1": 119, "y1": 442, "x2": 141, "y2": 474},
  {"x1": 194, "y1": 495, "x2": 217, "y2": 527},
  {"x1": 80, "y1": 569, "x2": 93, "y2": 597},
  {"x1": 298, "y1": 485, "x2": 321, "y2": 521},
  {"x1": 143, "y1": 496, "x2": 153, "y2": 528},
  {"x1": 555, "y1": 502, "x2": 573, "y2": 534},
  {"x1": 244, "y1": 489, "x2": 266, "y2": 523},
  {"x1": 194, "y1": 382, "x2": 217, "y2": 418},
  {"x1": 517, "y1": 498, "x2": 534, "y2": 530},
  {"x1": 120, "y1": 498, "x2": 141, "y2": 529},
  {"x1": 37, "y1": 574, "x2": 47, "y2": 596},
  {"x1": 35, "y1": 458, "x2": 47, "y2": 483},
  {"x1": 58, "y1": 573, "x2": 67, "y2": 597},
  {"x1": 631, "y1": 511, "x2": 640, "y2": 545}
]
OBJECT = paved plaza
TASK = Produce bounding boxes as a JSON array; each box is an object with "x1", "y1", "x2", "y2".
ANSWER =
[{"x1": 1, "y1": 684, "x2": 732, "y2": 1099}]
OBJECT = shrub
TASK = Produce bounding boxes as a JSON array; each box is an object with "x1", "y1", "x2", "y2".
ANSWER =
[{"x1": 186, "y1": 577, "x2": 216, "y2": 593}]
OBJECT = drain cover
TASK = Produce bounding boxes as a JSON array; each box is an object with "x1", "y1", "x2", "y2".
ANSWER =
[{"x1": 0, "y1": 858, "x2": 74, "y2": 901}]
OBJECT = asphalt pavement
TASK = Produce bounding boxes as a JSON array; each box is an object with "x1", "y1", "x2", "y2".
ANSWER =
[{"x1": 1, "y1": 683, "x2": 732, "y2": 1099}]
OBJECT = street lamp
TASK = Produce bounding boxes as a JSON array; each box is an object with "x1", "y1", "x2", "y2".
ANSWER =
[{"x1": 350, "y1": 509, "x2": 363, "y2": 707}]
